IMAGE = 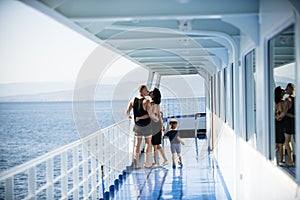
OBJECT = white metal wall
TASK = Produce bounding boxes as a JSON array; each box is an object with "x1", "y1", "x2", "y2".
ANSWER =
[{"x1": 210, "y1": 0, "x2": 300, "y2": 199}]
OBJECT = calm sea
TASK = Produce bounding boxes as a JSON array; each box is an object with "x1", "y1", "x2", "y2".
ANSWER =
[
  {"x1": 0, "y1": 101, "x2": 115, "y2": 173},
  {"x1": 0, "y1": 98, "x2": 205, "y2": 173}
]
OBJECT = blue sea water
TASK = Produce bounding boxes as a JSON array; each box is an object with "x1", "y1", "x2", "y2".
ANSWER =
[{"x1": 0, "y1": 101, "x2": 115, "y2": 173}]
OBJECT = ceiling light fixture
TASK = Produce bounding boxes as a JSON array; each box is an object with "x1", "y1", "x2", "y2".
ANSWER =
[{"x1": 178, "y1": 20, "x2": 192, "y2": 32}]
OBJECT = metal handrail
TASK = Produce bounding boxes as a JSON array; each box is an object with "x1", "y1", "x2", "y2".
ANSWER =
[
  {"x1": 195, "y1": 112, "x2": 206, "y2": 120},
  {"x1": 0, "y1": 119, "x2": 132, "y2": 199},
  {"x1": 0, "y1": 98, "x2": 205, "y2": 199},
  {"x1": 0, "y1": 119, "x2": 128, "y2": 181},
  {"x1": 195, "y1": 112, "x2": 206, "y2": 137}
]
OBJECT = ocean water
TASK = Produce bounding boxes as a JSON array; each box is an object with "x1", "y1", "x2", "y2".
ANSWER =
[
  {"x1": 0, "y1": 101, "x2": 115, "y2": 173},
  {"x1": 0, "y1": 98, "x2": 205, "y2": 173}
]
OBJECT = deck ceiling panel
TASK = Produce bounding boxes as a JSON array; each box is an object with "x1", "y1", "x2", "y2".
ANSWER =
[
  {"x1": 29, "y1": 0, "x2": 260, "y2": 77},
  {"x1": 95, "y1": 29, "x2": 124, "y2": 40},
  {"x1": 46, "y1": 0, "x2": 258, "y2": 19},
  {"x1": 109, "y1": 19, "x2": 240, "y2": 36},
  {"x1": 128, "y1": 49, "x2": 218, "y2": 62},
  {"x1": 136, "y1": 56, "x2": 210, "y2": 64},
  {"x1": 129, "y1": 48, "x2": 219, "y2": 57}
]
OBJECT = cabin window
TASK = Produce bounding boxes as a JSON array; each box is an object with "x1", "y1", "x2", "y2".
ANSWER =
[
  {"x1": 244, "y1": 49, "x2": 257, "y2": 146},
  {"x1": 231, "y1": 64, "x2": 235, "y2": 129},
  {"x1": 225, "y1": 65, "x2": 234, "y2": 128},
  {"x1": 219, "y1": 70, "x2": 226, "y2": 121},
  {"x1": 223, "y1": 69, "x2": 227, "y2": 123},
  {"x1": 216, "y1": 72, "x2": 221, "y2": 117},
  {"x1": 268, "y1": 24, "x2": 296, "y2": 177},
  {"x1": 213, "y1": 75, "x2": 217, "y2": 115}
]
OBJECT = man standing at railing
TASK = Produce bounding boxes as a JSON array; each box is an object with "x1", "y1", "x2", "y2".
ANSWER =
[{"x1": 126, "y1": 85, "x2": 152, "y2": 169}]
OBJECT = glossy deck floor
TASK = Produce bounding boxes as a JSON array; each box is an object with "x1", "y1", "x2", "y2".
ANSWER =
[{"x1": 107, "y1": 138, "x2": 231, "y2": 200}]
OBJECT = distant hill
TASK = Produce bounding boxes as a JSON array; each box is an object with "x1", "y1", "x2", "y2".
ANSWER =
[
  {"x1": 0, "y1": 75, "x2": 205, "y2": 102},
  {"x1": 0, "y1": 82, "x2": 74, "y2": 97},
  {"x1": 0, "y1": 90, "x2": 74, "y2": 102},
  {"x1": 0, "y1": 82, "x2": 116, "y2": 102}
]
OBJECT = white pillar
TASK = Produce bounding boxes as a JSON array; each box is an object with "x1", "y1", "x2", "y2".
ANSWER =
[
  {"x1": 154, "y1": 73, "x2": 161, "y2": 88},
  {"x1": 294, "y1": 8, "x2": 300, "y2": 186},
  {"x1": 147, "y1": 71, "x2": 155, "y2": 89}
]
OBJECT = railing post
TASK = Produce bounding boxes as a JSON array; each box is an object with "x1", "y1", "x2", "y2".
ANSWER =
[
  {"x1": 46, "y1": 158, "x2": 53, "y2": 199},
  {"x1": 5, "y1": 177, "x2": 13, "y2": 199},
  {"x1": 195, "y1": 113, "x2": 201, "y2": 160},
  {"x1": 61, "y1": 151, "x2": 68, "y2": 198},
  {"x1": 72, "y1": 146, "x2": 79, "y2": 199},
  {"x1": 0, "y1": 120, "x2": 131, "y2": 200},
  {"x1": 28, "y1": 167, "x2": 36, "y2": 199},
  {"x1": 91, "y1": 138, "x2": 97, "y2": 199},
  {"x1": 101, "y1": 165, "x2": 105, "y2": 198},
  {"x1": 83, "y1": 142, "x2": 89, "y2": 197}
]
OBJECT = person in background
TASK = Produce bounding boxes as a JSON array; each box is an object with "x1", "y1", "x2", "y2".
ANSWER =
[
  {"x1": 274, "y1": 86, "x2": 286, "y2": 165},
  {"x1": 126, "y1": 85, "x2": 152, "y2": 169},
  {"x1": 164, "y1": 119, "x2": 185, "y2": 168},
  {"x1": 284, "y1": 83, "x2": 295, "y2": 167}
]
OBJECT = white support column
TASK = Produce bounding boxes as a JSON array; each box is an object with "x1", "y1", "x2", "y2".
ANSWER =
[
  {"x1": 204, "y1": 76, "x2": 211, "y2": 150},
  {"x1": 154, "y1": 73, "x2": 161, "y2": 88},
  {"x1": 230, "y1": 38, "x2": 240, "y2": 200},
  {"x1": 295, "y1": 8, "x2": 300, "y2": 186},
  {"x1": 147, "y1": 71, "x2": 155, "y2": 89}
]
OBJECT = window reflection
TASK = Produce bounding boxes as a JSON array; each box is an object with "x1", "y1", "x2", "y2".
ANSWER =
[
  {"x1": 269, "y1": 25, "x2": 296, "y2": 178},
  {"x1": 245, "y1": 50, "x2": 257, "y2": 146}
]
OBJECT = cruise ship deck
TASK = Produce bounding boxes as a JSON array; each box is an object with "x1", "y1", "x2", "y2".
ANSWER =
[
  {"x1": 1, "y1": 0, "x2": 299, "y2": 199},
  {"x1": 106, "y1": 138, "x2": 230, "y2": 200}
]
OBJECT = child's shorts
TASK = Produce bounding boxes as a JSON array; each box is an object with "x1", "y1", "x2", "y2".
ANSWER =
[{"x1": 170, "y1": 143, "x2": 181, "y2": 154}]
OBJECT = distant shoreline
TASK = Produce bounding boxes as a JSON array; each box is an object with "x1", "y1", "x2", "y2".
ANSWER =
[{"x1": 0, "y1": 97, "x2": 205, "y2": 104}]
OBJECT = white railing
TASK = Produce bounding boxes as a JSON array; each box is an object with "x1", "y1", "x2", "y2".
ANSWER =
[
  {"x1": 161, "y1": 97, "x2": 205, "y2": 117},
  {"x1": 0, "y1": 119, "x2": 133, "y2": 200},
  {"x1": 0, "y1": 97, "x2": 205, "y2": 199}
]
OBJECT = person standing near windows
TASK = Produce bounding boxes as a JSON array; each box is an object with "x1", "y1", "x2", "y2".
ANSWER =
[
  {"x1": 274, "y1": 86, "x2": 286, "y2": 165},
  {"x1": 284, "y1": 83, "x2": 295, "y2": 167}
]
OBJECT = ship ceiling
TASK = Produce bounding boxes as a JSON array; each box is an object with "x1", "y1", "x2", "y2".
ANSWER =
[{"x1": 23, "y1": 0, "x2": 291, "y2": 80}]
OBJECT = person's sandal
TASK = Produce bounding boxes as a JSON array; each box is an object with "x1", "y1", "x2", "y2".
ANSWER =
[
  {"x1": 135, "y1": 166, "x2": 141, "y2": 170},
  {"x1": 144, "y1": 163, "x2": 152, "y2": 168},
  {"x1": 286, "y1": 162, "x2": 295, "y2": 167},
  {"x1": 152, "y1": 163, "x2": 158, "y2": 168},
  {"x1": 162, "y1": 161, "x2": 169, "y2": 166},
  {"x1": 278, "y1": 162, "x2": 286, "y2": 166}
]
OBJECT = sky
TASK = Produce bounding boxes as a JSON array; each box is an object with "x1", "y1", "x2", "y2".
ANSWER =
[
  {"x1": 0, "y1": 1, "x2": 97, "y2": 84},
  {"x1": 0, "y1": 1, "x2": 138, "y2": 85},
  {"x1": 0, "y1": 0, "x2": 205, "y2": 98}
]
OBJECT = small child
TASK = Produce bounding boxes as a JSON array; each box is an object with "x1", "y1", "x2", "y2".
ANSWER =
[{"x1": 164, "y1": 119, "x2": 185, "y2": 168}]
